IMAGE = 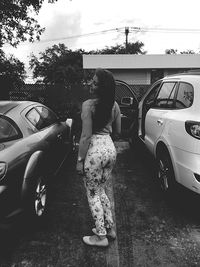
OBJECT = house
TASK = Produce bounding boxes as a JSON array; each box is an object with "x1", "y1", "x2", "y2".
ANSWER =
[
  {"x1": 83, "y1": 54, "x2": 200, "y2": 99},
  {"x1": 83, "y1": 54, "x2": 200, "y2": 84}
]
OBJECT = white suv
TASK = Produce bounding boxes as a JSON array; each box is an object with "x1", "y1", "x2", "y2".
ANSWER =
[{"x1": 137, "y1": 71, "x2": 200, "y2": 194}]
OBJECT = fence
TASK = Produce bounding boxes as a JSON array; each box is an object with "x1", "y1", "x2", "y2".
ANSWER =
[{"x1": 7, "y1": 82, "x2": 149, "y2": 118}]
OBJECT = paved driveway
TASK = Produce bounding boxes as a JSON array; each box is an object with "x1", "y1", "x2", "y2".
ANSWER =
[{"x1": 1, "y1": 141, "x2": 200, "y2": 266}]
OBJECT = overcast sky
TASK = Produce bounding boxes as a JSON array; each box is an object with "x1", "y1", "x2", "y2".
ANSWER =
[{"x1": 3, "y1": 0, "x2": 200, "y2": 79}]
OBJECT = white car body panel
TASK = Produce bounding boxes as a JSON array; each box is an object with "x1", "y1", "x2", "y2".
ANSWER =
[
  {"x1": 145, "y1": 108, "x2": 169, "y2": 154},
  {"x1": 138, "y1": 73, "x2": 200, "y2": 195}
]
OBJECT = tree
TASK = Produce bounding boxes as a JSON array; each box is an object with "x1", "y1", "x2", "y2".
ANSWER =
[
  {"x1": 0, "y1": 50, "x2": 25, "y2": 87},
  {"x1": 90, "y1": 41, "x2": 146, "y2": 55},
  {"x1": 165, "y1": 48, "x2": 197, "y2": 54},
  {"x1": 0, "y1": 50, "x2": 25, "y2": 99},
  {"x1": 29, "y1": 43, "x2": 85, "y2": 85},
  {"x1": 165, "y1": 49, "x2": 178, "y2": 54},
  {"x1": 29, "y1": 41, "x2": 146, "y2": 85},
  {"x1": 180, "y1": 49, "x2": 195, "y2": 54},
  {"x1": 0, "y1": 0, "x2": 57, "y2": 48}
]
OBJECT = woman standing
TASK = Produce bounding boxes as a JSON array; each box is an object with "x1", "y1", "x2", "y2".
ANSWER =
[{"x1": 76, "y1": 68, "x2": 121, "y2": 247}]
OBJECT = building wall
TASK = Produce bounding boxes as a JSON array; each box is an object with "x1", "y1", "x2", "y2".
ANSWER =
[
  {"x1": 110, "y1": 69, "x2": 151, "y2": 85},
  {"x1": 163, "y1": 68, "x2": 189, "y2": 76}
]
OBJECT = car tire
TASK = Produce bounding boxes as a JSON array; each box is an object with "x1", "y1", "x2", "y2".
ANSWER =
[{"x1": 156, "y1": 150, "x2": 176, "y2": 194}]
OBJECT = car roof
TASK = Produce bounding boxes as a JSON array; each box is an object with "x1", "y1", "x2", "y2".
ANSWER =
[{"x1": 0, "y1": 101, "x2": 37, "y2": 115}]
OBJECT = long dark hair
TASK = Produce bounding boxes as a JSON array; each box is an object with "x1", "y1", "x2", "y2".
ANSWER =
[{"x1": 93, "y1": 68, "x2": 115, "y2": 131}]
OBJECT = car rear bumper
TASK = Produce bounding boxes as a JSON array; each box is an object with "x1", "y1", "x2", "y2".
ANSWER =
[{"x1": 173, "y1": 147, "x2": 200, "y2": 194}]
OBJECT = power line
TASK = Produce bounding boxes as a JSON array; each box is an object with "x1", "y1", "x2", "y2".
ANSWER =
[
  {"x1": 3, "y1": 28, "x2": 123, "y2": 48},
  {"x1": 3, "y1": 26, "x2": 200, "y2": 49},
  {"x1": 130, "y1": 26, "x2": 200, "y2": 33},
  {"x1": 39, "y1": 28, "x2": 123, "y2": 43}
]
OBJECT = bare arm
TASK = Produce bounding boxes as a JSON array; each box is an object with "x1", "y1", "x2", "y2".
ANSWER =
[
  {"x1": 78, "y1": 101, "x2": 92, "y2": 161},
  {"x1": 112, "y1": 102, "x2": 121, "y2": 140}
]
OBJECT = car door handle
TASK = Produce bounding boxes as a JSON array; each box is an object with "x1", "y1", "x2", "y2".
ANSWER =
[{"x1": 157, "y1": 119, "x2": 163, "y2": 125}]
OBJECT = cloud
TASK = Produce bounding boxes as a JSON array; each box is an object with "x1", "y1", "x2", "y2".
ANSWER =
[
  {"x1": 26, "y1": 10, "x2": 82, "y2": 73},
  {"x1": 40, "y1": 12, "x2": 82, "y2": 47}
]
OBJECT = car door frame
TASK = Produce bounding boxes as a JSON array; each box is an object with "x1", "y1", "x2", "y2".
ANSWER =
[
  {"x1": 139, "y1": 80, "x2": 162, "y2": 140},
  {"x1": 115, "y1": 80, "x2": 138, "y2": 137},
  {"x1": 139, "y1": 79, "x2": 179, "y2": 146}
]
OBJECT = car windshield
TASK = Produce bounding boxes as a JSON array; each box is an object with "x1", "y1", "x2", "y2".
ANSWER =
[{"x1": 0, "y1": 116, "x2": 19, "y2": 142}]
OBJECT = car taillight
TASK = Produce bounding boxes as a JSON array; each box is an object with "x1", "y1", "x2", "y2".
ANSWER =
[
  {"x1": 0, "y1": 162, "x2": 7, "y2": 180},
  {"x1": 185, "y1": 121, "x2": 200, "y2": 139}
]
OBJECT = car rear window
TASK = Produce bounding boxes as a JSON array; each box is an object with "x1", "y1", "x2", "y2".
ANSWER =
[
  {"x1": 26, "y1": 106, "x2": 58, "y2": 130},
  {"x1": 0, "y1": 116, "x2": 22, "y2": 142},
  {"x1": 175, "y1": 82, "x2": 194, "y2": 109},
  {"x1": 36, "y1": 106, "x2": 58, "y2": 126}
]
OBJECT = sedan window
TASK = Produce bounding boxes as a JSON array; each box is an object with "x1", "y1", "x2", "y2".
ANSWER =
[
  {"x1": 0, "y1": 116, "x2": 21, "y2": 142},
  {"x1": 26, "y1": 108, "x2": 45, "y2": 130},
  {"x1": 36, "y1": 106, "x2": 58, "y2": 127},
  {"x1": 26, "y1": 106, "x2": 58, "y2": 130}
]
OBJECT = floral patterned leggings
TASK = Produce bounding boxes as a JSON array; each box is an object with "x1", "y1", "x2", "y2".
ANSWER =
[{"x1": 84, "y1": 134, "x2": 117, "y2": 236}]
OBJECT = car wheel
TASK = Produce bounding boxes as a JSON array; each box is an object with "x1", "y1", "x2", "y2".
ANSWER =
[
  {"x1": 72, "y1": 134, "x2": 76, "y2": 152},
  {"x1": 157, "y1": 150, "x2": 176, "y2": 193},
  {"x1": 34, "y1": 176, "x2": 47, "y2": 218},
  {"x1": 24, "y1": 175, "x2": 49, "y2": 226}
]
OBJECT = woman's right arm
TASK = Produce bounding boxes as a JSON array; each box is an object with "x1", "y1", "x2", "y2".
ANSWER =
[{"x1": 112, "y1": 102, "x2": 121, "y2": 140}]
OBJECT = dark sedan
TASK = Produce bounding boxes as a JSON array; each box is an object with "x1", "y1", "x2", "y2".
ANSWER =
[{"x1": 0, "y1": 101, "x2": 74, "y2": 225}]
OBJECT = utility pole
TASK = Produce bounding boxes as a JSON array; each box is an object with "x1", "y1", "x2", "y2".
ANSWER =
[{"x1": 125, "y1": 27, "x2": 129, "y2": 53}]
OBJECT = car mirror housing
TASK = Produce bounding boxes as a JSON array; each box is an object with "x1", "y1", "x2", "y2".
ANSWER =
[{"x1": 66, "y1": 118, "x2": 73, "y2": 128}]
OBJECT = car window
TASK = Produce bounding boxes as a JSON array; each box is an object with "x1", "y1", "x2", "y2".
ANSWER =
[
  {"x1": 0, "y1": 116, "x2": 21, "y2": 142},
  {"x1": 147, "y1": 83, "x2": 161, "y2": 102},
  {"x1": 155, "y1": 82, "x2": 177, "y2": 108},
  {"x1": 36, "y1": 106, "x2": 58, "y2": 127},
  {"x1": 26, "y1": 108, "x2": 45, "y2": 130},
  {"x1": 175, "y1": 82, "x2": 194, "y2": 109},
  {"x1": 144, "y1": 81, "x2": 161, "y2": 107}
]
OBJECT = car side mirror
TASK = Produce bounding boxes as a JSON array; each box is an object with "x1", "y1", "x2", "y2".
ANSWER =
[
  {"x1": 121, "y1": 97, "x2": 134, "y2": 106},
  {"x1": 146, "y1": 99, "x2": 155, "y2": 108}
]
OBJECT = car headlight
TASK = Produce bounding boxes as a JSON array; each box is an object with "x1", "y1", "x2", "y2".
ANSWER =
[
  {"x1": 0, "y1": 162, "x2": 7, "y2": 180},
  {"x1": 185, "y1": 121, "x2": 200, "y2": 139}
]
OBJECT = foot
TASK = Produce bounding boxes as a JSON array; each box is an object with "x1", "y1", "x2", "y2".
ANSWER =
[
  {"x1": 92, "y1": 228, "x2": 116, "y2": 240},
  {"x1": 83, "y1": 235, "x2": 109, "y2": 247}
]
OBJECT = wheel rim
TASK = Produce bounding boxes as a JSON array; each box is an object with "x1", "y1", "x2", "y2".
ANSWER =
[
  {"x1": 72, "y1": 135, "x2": 76, "y2": 151},
  {"x1": 158, "y1": 158, "x2": 169, "y2": 191},
  {"x1": 72, "y1": 135, "x2": 77, "y2": 151},
  {"x1": 34, "y1": 178, "x2": 47, "y2": 217}
]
